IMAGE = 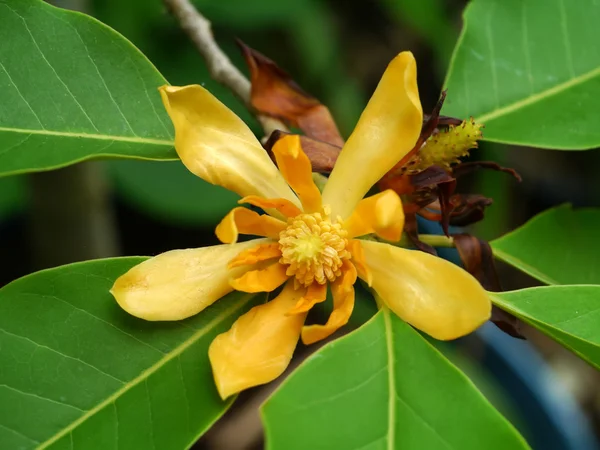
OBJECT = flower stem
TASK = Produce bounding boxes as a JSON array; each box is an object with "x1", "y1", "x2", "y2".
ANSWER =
[{"x1": 418, "y1": 234, "x2": 455, "y2": 248}]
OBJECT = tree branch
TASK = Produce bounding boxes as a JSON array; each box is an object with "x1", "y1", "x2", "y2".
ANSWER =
[{"x1": 161, "y1": 0, "x2": 287, "y2": 138}]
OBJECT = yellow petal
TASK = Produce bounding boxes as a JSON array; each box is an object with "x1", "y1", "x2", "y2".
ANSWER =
[
  {"x1": 110, "y1": 240, "x2": 264, "y2": 321},
  {"x1": 228, "y1": 242, "x2": 281, "y2": 268},
  {"x1": 215, "y1": 207, "x2": 286, "y2": 244},
  {"x1": 301, "y1": 261, "x2": 357, "y2": 344},
  {"x1": 239, "y1": 195, "x2": 302, "y2": 218},
  {"x1": 322, "y1": 52, "x2": 423, "y2": 218},
  {"x1": 360, "y1": 240, "x2": 491, "y2": 340},
  {"x1": 344, "y1": 190, "x2": 405, "y2": 241},
  {"x1": 159, "y1": 85, "x2": 299, "y2": 205},
  {"x1": 347, "y1": 239, "x2": 372, "y2": 286},
  {"x1": 272, "y1": 135, "x2": 322, "y2": 213},
  {"x1": 230, "y1": 262, "x2": 289, "y2": 293},
  {"x1": 209, "y1": 281, "x2": 307, "y2": 399},
  {"x1": 287, "y1": 282, "x2": 327, "y2": 315}
]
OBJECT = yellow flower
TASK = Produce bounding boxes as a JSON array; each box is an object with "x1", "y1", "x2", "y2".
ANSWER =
[{"x1": 110, "y1": 52, "x2": 491, "y2": 399}]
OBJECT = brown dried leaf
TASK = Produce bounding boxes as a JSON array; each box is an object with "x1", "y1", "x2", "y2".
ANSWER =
[{"x1": 238, "y1": 40, "x2": 344, "y2": 147}]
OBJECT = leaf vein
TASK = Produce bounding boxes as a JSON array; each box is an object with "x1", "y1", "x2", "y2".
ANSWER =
[
  {"x1": 36, "y1": 293, "x2": 256, "y2": 449},
  {"x1": 0, "y1": 60, "x2": 45, "y2": 129},
  {"x1": 0, "y1": 383, "x2": 85, "y2": 412},
  {"x1": 66, "y1": 23, "x2": 140, "y2": 137},
  {"x1": 6, "y1": 4, "x2": 100, "y2": 132},
  {"x1": 0, "y1": 328, "x2": 126, "y2": 384},
  {"x1": 0, "y1": 422, "x2": 39, "y2": 445},
  {"x1": 41, "y1": 293, "x2": 167, "y2": 356},
  {"x1": 0, "y1": 125, "x2": 172, "y2": 146}
]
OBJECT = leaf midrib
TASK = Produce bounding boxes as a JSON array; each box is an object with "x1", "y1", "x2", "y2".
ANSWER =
[
  {"x1": 38, "y1": 293, "x2": 254, "y2": 449},
  {"x1": 475, "y1": 65, "x2": 600, "y2": 123},
  {"x1": 0, "y1": 126, "x2": 173, "y2": 146},
  {"x1": 383, "y1": 309, "x2": 396, "y2": 450}
]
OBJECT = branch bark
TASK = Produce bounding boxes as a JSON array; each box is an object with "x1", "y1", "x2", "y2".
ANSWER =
[{"x1": 161, "y1": 0, "x2": 288, "y2": 138}]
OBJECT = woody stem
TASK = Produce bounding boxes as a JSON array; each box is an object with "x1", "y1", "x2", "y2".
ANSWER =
[{"x1": 161, "y1": 0, "x2": 288, "y2": 138}]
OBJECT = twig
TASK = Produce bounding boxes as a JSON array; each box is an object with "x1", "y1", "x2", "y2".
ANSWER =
[{"x1": 161, "y1": 0, "x2": 288, "y2": 138}]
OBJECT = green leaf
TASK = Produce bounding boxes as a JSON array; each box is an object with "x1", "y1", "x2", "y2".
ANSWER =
[
  {"x1": 262, "y1": 309, "x2": 530, "y2": 450},
  {"x1": 0, "y1": 0, "x2": 176, "y2": 177},
  {"x1": 491, "y1": 204, "x2": 600, "y2": 285},
  {"x1": 492, "y1": 286, "x2": 600, "y2": 369},
  {"x1": 0, "y1": 258, "x2": 261, "y2": 449},
  {"x1": 443, "y1": 0, "x2": 600, "y2": 149}
]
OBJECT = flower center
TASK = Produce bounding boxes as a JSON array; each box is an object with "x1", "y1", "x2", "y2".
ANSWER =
[{"x1": 279, "y1": 211, "x2": 351, "y2": 287}]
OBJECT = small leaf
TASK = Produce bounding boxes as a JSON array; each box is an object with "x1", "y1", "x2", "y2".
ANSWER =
[
  {"x1": 0, "y1": 258, "x2": 262, "y2": 449},
  {"x1": 491, "y1": 205, "x2": 600, "y2": 285},
  {"x1": 491, "y1": 286, "x2": 600, "y2": 369},
  {"x1": 443, "y1": 0, "x2": 600, "y2": 149},
  {"x1": 0, "y1": 0, "x2": 175, "y2": 177},
  {"x1": 262, "y1": 309, "x2": 530, "y2": 450}
]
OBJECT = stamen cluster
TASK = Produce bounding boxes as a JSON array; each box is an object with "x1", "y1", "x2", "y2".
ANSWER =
[{"x1": 279, "y1": 211, "x2": 350, "y2": 287}]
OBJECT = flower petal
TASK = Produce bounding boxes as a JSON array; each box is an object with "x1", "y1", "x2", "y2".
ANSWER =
[
  {"x1": 301, "y1": 262, "x2": 357, "y2": 344},
  {"x1": 347, "y1": 239, "x2": 372, "y2": 286},
  {"x1": 344, "y1": 190, "x2": 405, "y2": 241},
  {"x1": 208, "y1": 281, "x2": 307, "y2": 399},
  {"x1": 111, "y1": 240, "x2": 264, "y2": 321},
  {"x1": 159, "y1": 85, "x2": 299, "y2": 205},
  {"x1": 322, "y1": 52, "x2": 423, "y2": 218},
  {"x1": 228, "y1": 242, "x2": 281, "y2": 268},
  {"x1": 360, "y1": 240, "x2": 491, "y2": 340},
  {"x1": 272, "y1": 135, "x2": 322, "y2": 213},
  {"x1": 230, "y1": 262, "x2": 288, "y2": 293},
  {"x1": 287, "y1": 282, "x2": 327, "y2": 315},
  {"x1": 239, "y1": 195, "x2": 302, "y2": 218},
  {"x1": 215, "y1": 207, "x2": 286, "y2": 244}
]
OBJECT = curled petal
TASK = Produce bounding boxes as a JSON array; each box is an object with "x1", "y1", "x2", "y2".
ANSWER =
[
  {"x1": 347, "y1": 239, "x2": 372, "y2": 286},
  {"x1": 228, "y1": 242, "x2": 281, "y2": 268},
  {"x1": 159, "y1": 85, "x2": 299, "y2": 205},
  {"x1": 111, "y1": 240, "x2": 264, "y2": 321},
  {"x1": 209, "y1": 281, "x2": 307, "y2": 399},
  {"x1": 360, "y1": 240, "x2": 491, "y2": 340},
  {"x1": 239, "y1": 195, "x2": 302, "y2": 218},
  {"x1": 272, "y1": 135, "x2": 322, "y2": 213},
  {"x1": 344, "y1": 190, "x2": 405, "y2": 241},
  {"x1": 230, "y1": 262, "x2": 288, "y2": 293},
  {"x1": 301, "y1": 262, "x2": 357, "y2": 344},
  {"x1": 322, "y1": 52, "x2": 423, "y2": 218},
  {"x1": 216, "y1": 207, "x2": 286, "y2": 244},
  {"x1": 287, "y1": 282, "x2": 327, "y2": 315}
]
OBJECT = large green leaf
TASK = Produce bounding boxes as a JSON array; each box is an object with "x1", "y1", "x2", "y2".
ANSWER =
[
  {"x1": 491, "y1": 205, "x2": 600, "y2": 285},
  {"x1": 0, "y1": 0, "x2": 176, "y2": 177},
  {"x1": 262, "y1": 308, "x2": 530, "y2": 450},
  {"x1": 0, "y1": 258, "x2": 261, "y2": 449},
  {"x1": 492, "y1": 286, "x2": 600, "y2": 369},
  {"x1": 443, "y1": 0, "x2": 600, "y2": 149}
]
